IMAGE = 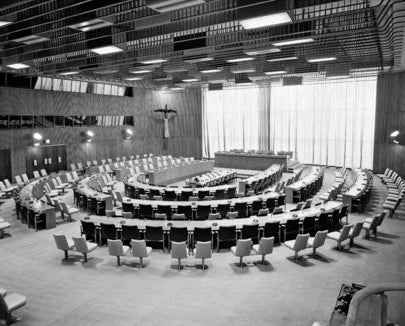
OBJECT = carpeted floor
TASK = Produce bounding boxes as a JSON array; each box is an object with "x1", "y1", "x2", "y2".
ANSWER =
[{"x1": 0, "y1": 168, "x2": 404, "y2": 326}]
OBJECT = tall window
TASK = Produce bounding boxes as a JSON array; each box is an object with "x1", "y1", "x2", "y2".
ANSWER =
[{"x1": 203, "y1": 77, "x2": 377, "y2": 169}]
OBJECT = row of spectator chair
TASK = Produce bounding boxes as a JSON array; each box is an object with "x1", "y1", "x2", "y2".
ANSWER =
[
  {"x1": 319, "y1": 167, "x2": 348, "y2": 201},
  {"x1": 379, "y1": 169, "x2": 403, "y2": 216}
]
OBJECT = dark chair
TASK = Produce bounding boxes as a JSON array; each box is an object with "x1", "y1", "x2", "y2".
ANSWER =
[
  {"x1": 214, "y1": 188, "x2": 226, "y2": 200},
  {"x1": 196, "y1": 205, "x2": 211, "y2": 220},
  {"x1": 177, "y1": 205, "x2": 193, "y2": 220},
  {"x1": 145, "y1": 225, "x2": 164, "y2": 252},
  {"x1": 216, "y1": 203, "x2": 230, "y2": 218},
  {"x1": 28, "y1": 210, "x2": 46, "y2": 231},
  {"x1": 339, "y1": 205, "x2": 349, "y2": 226},
  {"x1": 193, "y1": 227, "x2": 213, "y2": 247},
  {"x1": 283, "y1": 218, "x2": 300, "y2": 242},
  {"x1": 121, "y1": 225, "x2": 141, "y2": 246},
  {"x1": 80, "y1": 220, "x2": 97, "y2": 242},
  {"x1": 301, "y1": 215, "x2": 316, "y2": 236},
  {"x1": 217, "y1": 225, "x2": 237, "y2": 252},
  {"x1": 198, "y1": 190, "x2": 210, "y2": 200},
  {"x1": 241, "y1": 224, "x2": 259, "y2": 244},
  {"x1": 250, "y1": 200, "x2": 263, "y2": 216},
  {"x1": 277, "y1": 194, "x2": 286, "y2": 208},
  {"x1": 266, "y1": 197, "x2": 277, "y2": 212},
  {"x1": 139, "y1": 204, "x2": 153, "y2": 219},
  {"x1": 263, "y1": 221, "x2": 281, "y2": 244},
  {"x1": 234, "y1": 202, "x2": 248, "y2": 218},
  {"x1": 227, "y1": 187, "x2": 236, "y2": 199},
  {"x1": 99, "y1": 223, "x2": 118, "y2": 246},
  {"x1": 329, "y1": 209, "x2": 341, "y2": 231},
  {"x1": 150, "y1": 188, "x2": 161, "y2": 199},
  {"x1": 180, "y1": 190, "x2": 193, "y2": 201},
  {"x1": 157, "y1": 205, "x2": 172, "y2": 220},
  {"x1": 122, "y1": 201, "x2": 136, "y2": 218},
  {"x1": 317, "y1": 212, "x2": 329, "y2": 231},
  {"x1": 169, "y1": 226, "x2": 189, "y2": 251},
  {"x1": 164, "y1": 190, "x2": 177, "y2": 201}
]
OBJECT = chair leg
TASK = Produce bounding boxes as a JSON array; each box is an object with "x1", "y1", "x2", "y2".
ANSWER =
[
  {"x1": 117, "y1": 256, "x2": 121, "y2": 266},
  {"x1": 177, "y1": 258, "x2": 181, "y2": 271},
  {"x1": 84, "y1": 253, "x2": 88, "y2": 263},
  {"x1": 312, "y1": 247, "x2": 317, "y2": 257},
  {"x1": 294, "y1": 251, "x2": 298, "y2": 260},
  {"x1": 64, "y1": 250, "x2": 68, "y2": 260},
  {"x1": 140, "y1": 257, "x2": 143, "y2": 268},
  {"x1": 350, "y1": 237, "x2": 354, "y2": 246},
  {"x1": 202, "y1": 258, "x2": 205, "y2": 270},
  {"x1": 337, "y1": 242, "x2": 341, "y2": 250},
  {"x1": 239, "y1": 257, "x2": 243, "y2": 267},
  {"x1": 261, "y1": 255, "x2": 265, "y2": 265}
]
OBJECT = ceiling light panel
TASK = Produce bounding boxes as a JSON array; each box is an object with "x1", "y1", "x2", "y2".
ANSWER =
[
  {"x1": 13, "y1": 35, "x2": 49, "y2": 45},
  {"x1": 140, "y1": 59, "x2": 168, "y2": 64},
  {"x1": 0, "y1": 21, "x2": 13, "y2": 27},
  {"x1": 307, "y1": 57, "x2": 337, "y2": 63},
  {"x1": 267, "y1": 56, "x2": 299, "y2": 62},
  {"x1": 264, "y1": 70, "x2": 288, "y2": 75},
  {"x1": 240, "y1": 12, "x2": 292, "y2": 29},
  {"x1": 226, "y1": 57, "x2": 255, "y2": 63},
  {"x1": 68, "y1": 18, "x2": 114, "y2": 32},
  {"x1": 272, "y1": 38, "x2": 315, "y2": 47},
  {"x1": 146, "y1": 0, "x2": 206, "y2": 13},
  {"x1": 7, "y1": 63, "x2": 30, "y2": 69},
  {"x1": 244, "y1": 47, "x2": 281, "y2": 56},
  {"x1": 90, "y1": 45, "x2": 124, "y2": 55}
]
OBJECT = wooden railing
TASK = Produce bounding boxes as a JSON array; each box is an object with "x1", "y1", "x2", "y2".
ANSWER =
[{"x1": 346, "y1": 282, "x2": 405, "y2": 326}]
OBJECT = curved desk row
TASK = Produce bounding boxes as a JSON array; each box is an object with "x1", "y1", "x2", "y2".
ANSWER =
[
  {"x1": 342, "y1": 169, "x2": 372, "y2": 212},
  {"x1": 214, "y1": 152, "x2": 288, "y2": 171}
]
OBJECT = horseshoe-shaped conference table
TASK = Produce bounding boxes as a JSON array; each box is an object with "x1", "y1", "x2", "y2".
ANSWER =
[{"x1": 74, "y1": 159, "x2": 342, "y2": 232}]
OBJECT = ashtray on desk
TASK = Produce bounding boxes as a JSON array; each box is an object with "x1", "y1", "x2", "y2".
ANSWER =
[
  {"x1": 253, "y1": 219, "x2": 258, "y2": 223},
  {"x1": 120, "y1": 220, "x2": 126, "y2": 225},
  {"x1": 192, "y1": 202, "x2": 196, "y2": 205},
  {"x1": 126, "y1": 199, "x2": 131, "y2": 202},
  {"x1": 343, "y1": 286, "x2": 355, "y2": 294},
  {"x1": 167, "y1": 222, "x2": 173, "y2": 227},
  {"x1": 258, "y1": 197, "x2": 263, "y2": 201},
  {"x1": 212, "y1": 222, "x2": 218, "y2": 226},
  {"x1": 84, "y1": 217, "x2": 89, "y2": 220},
  {"x1": 28, "y1": 201, "x2": 34, "y2": 204},
  {"x1": 320, "y1": 208, "x2": 326, "y2": 212},
  {"x1": 292, "y1": 214, "x2": 298, "y2": 218}
]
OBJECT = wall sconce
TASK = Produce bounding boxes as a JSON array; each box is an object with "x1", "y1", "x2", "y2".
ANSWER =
[
  {"x1": 124, "y1": 128, "x2": 133, "y2": 139},
  {"x1": 45, "y1": 139, "x2": 50, "y2": 144},
  {"x1": 85, "y1": 130, "x2": 94, "y2": 143},
  {"x1": 390, "y1": 130, "x2": 400, "y2": 144},
  {"x1": 33, "y1": 132, "x2": 43, "y2": 146}
]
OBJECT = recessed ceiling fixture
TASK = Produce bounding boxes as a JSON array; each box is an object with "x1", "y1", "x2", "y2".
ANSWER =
[
  {"x1": 33, "y1": 133, "x2": 43, "y2": 141},
  {"x1": 130, "y1": 70, "x2": 152, "y2": 74},
  {"x1": 307, "y1": 57, "x2": 337, "y2": 63},
  {"x1": 0, "y1": 21, "x2": 12, "y2": 27},
  {"x1": 226, "y1": 57, "x2": 255, "y2": 63},
  {"x1": 94, "y1": 69, "x2": 119, "y2": 75},
  {"x1": 140, "y1": 59, "x2": 168, "y2": 65},
  {"x1": 199, "y1": 69, "x2": 222, "y2": 74},
  {"x1": 240, "y1": 12, "x2": 292, "y2": 30},
  {"x1": 231, "y1": 68, "x2": 256, "y2": 74},
  {"x1": 58, "y1": 71, "x2": 79, "y2": 76},
  {"x1": 154, "y1": 76, "x2": 173, "y2": 81},
  {"x1": 264, "y1": 70, "x2": 288, "y2": 75},
  {"x1": 125, "y1": 77, "x2": 143, "y2": 81},
  {"x1": 326, "y1": 75, "x2": 350, "y2": 79},
  {"x1": 244, "y1": 47, "x2": 281, "y2": 56},
  {"x1": 68, "y1": 18, "x2": 114, "y2": 32},
  {"x1": 182, "y1": 78, "x2": 199, "y2": 82},
  {"x1": 90, "y1": 46, "x2": 124, "y2": 55},
  {"x1": 267, "y1": 56, "x2": 298, "y2": 62},
  {"x1": 272, "y1": 38, "x2": 314, "y2": 47},
  {"x1": 168, "y1": 86, "x2": 185, "y2": 91},
  {"x1": 146, "y1": 0, "x2": 206, "y2": 13},
  {"x1": 7, "y1": 63, "x2": 30, "y2": 69},
  {"x1": 13, "y1": 35, "x2": 49, "y2": 45},
  {"x1": 164, "y1": 67, "x2": 188, "y2": 73},
  {"x1": 184, "y1": 57, "x2": 214, "y2": 63},
  {"x1": 390, "y1": 130, "x2": 400, "y2": 138}
]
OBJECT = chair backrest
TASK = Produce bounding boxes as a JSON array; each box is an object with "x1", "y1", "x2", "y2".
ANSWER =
[
  {"x1": 22, "y1": 174, "x2": 29, "y2": 183},
  {"x1": 293, "y1": 234, "x2": 310, "y2": 251},
  {"x1": 115, "y1": 191, "x2": 123, "y2": 202},
  {"x1": 351, "y1": 222, "x2": 364, "y2": 238},
  {"x1": 218, "y1": 225, "x2": 236, "y2": 240},
  {"x1": 170, "y1": 227, "x2": 188, "y2": 242},
  {"x1": 258, "y1": 237, "x2": 274, "y2": 255},
  {"x1": 171, "y1": 241, "x2": 187, "y2": 259},
  {"x1": 53, "y1": 234, "x2": 70, "y2": 250},
  {"x1": 15, "y1": 175, "x2": 23, "y2": 185},
  {"x1": 208, "y1": 213, "x2": 220, "y2": 220},
  {"x1": 312, "y1": 230, "x2": 328, "y2": 248},
  {"x1": 241, "y1": 224, "x2": 259, "y2": 239},
  {"x1": 339, "y1": 224, "x2": 353, "y2": 241},
  {"x1": 194, "y1": 227, "x2": 212, "y2": 242},
  {"x1": 154, "y1": 213, "x2": 167, "y2": 220},
  {"x1": 33, "y1": 171, "x2": 40, "y2": 179},
  {"x1": 257, "y1": 208, "x2": 269, "y2": 216},
  {"x1": 368, "y1": 214, "x2": 380, "y2": 230},
  {"x1": 172, "y1": 213, "x2": 186, "y2": 220},
  {"x1": 145, "y1": 226, "x2": 164, "y2": 241},
  {"x1": 234, "y1": 239, "x2": 252, "y2": 257},
  {"x1": 131, "y1": 239, "x2": 149, "y2": 257},
  {"x1": 273, "y1": 207, "x2": 284, "y2": 215},
  {"x1": 195, "y1": 241, "x2": 212, "y2": 259},
  {"x1": 376, "y1": 211, "x2": 388, "y2": 226},
  {"x1": 72, "y1": 236, "x2": 89, "y2": 253},
  {"x1": 108, "y1": 239, "x2": 125, "y2": 256},
  {"x1": 60, "y1": 202, "x2": 70, "y2": 214}
]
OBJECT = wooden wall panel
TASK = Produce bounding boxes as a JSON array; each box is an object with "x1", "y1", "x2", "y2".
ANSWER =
[
  {"x1": 0, "y1": 87, "x2": 202, "y2": 177},
  {"x1": 374, "y1": 72, "x2": 405, "y2": 174}
]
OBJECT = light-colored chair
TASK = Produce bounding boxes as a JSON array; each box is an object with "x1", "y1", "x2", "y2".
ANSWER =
[
  {"x1": 108, "y1": 239, "x2": 130, "y2": 266},
  {"x1": 40, "y1": 169, "x2": 48, "y2": 177},
  {"x1": 326, "y1": 224, "x2": 353, "y2": 250},
  {"x1": 72, "y1": 236, "x2": 98, "y2": 263},
  {"x1": 362, "y1": 213, "x2": 381, "y2": 238},
  {"x1": 33, "y1": 171, "x2": 40, "y2": 179},
  {"x1": 306, "y1": 230, "x2": 328, "y2": 257},
  {"x1": 0, "y1": 290, "x2": 27, "y2": 326},
  {"x1": 284, "y1": 234, "x2": 310, "y2": 260},
  {"x1": 131, "y1": 239, "x2": 152, "y2": 268},
  {"x1": 252, "y1": 237, "x2": 274, "y2": 265},
  {"x1": 21, "y1": 174, "x2": 30, "y2": 184},
  {"x1": 208, "y1": 213, "x2": 220, "y2": 220},
  {"x1": 0, "y1": 288, "x2": 6, "y2": 297},
  {"x1": 257, "y1": 208, "x2": 269, "y2": 216},
  {"x1": 193, "y1": 241, "x2": 212, "y2": 270},
  {"x1": 231, "y1": 238, "x2": 252, "y2": 267},
  {"x1": 172, "y1": 213, "x2": 186, "y2": 220},
  {"x1": 53, "y1": 234, "x2": 75, "y2": 260},
  {"x1": 349, "y1": 222, "x2": 364, "y2": 246},
  {"x1": 60, "y1": 202, "x2": 79, "y2": 222},
  {"x1": 171, "y1": 241, "x2": 188, "y2": 270}
]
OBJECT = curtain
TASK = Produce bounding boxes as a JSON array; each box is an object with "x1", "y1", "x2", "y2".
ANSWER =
[{"x1": 202, "y1": 77, "x2": 377, "y2": 169}]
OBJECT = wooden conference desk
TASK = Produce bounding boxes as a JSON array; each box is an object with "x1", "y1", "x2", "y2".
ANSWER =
[
  {"x1": 215, "y1": 152, "x2": 288, "y2": 171},
  {"x1": 342, "y1": 169, "x2": 369, "y2": 212},
  {"x1": 148, "y1": 160, "x2": 214, "y2": 185},
  {"x1": 84, "y1": 200, "x2": 342, "y2": 231}
]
